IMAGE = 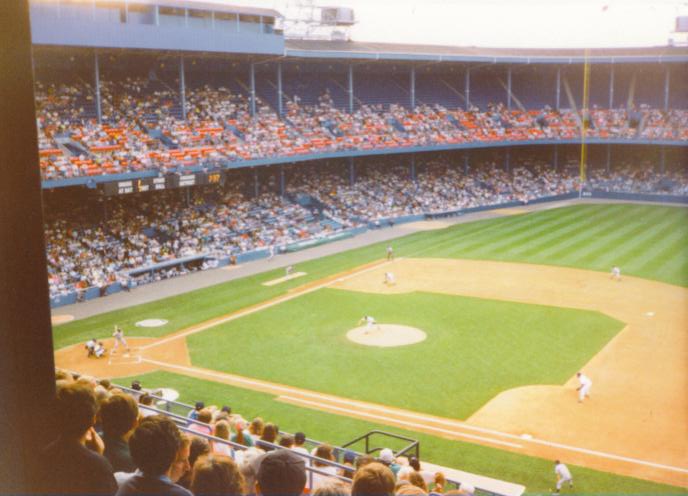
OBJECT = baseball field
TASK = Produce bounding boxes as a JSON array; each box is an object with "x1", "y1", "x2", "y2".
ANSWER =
[{"x1": 53, "y1": 202, "x2": 688, "y2": 493}]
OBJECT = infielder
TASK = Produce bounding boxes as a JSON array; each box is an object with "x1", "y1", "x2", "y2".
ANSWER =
[
  {"x1": 576, "y1": 372, "x2": 592, "y2": 403},
  {"x1": 610, "y1": 266, "x2": 621, "y2": 281},
  {"x1": 384, "y1": 271, "x2": 396, "y2": 285},
  {"x1": 358, "y1": 315, "x2": 381, "y2": 335},
  {"x1": 112, "y1": 325, "x2": 130, "y2": 354},
  {"x1": 386, "y1": 245, "x2": 394, "y2": 261},
  {"x1": 553, "y1": 460, "x2": 573, "y2": 493}
]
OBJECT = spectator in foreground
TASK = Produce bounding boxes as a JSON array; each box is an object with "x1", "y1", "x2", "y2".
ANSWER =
[
  {"x1": 255, "y1": 449, "x2": 307, "y2": 496},
  {"x1": 101, "y1": 392, "x2": 139, "y2": 473},
  {"x1": 191, "y1": 454, "x2": 245, "y2": 496},
  {"x1": 313, "y1": 479, "x2": 351, "y2": 496},
  {"x1": 352, "y1": 462, "x2": 395, "y2": 496},
  {"x1": 177, "y1": 436, "x2": 211, "y2": 490},
  {"x1": 38, "y1": 382, "x2": 118, "y2": 495},
  {"x1": 116, "y1": 415, "x2": 191, "y2": 496},
  {"x1": 292, "y1": 431, "x2": 309, "y2": 456}
]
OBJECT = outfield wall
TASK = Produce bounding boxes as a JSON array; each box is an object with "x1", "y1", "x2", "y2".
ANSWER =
[{"x1": 48, "y1": 191, "x2": 686, "y2": 308}]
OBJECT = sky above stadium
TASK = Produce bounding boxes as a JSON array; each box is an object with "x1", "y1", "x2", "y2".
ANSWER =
[{"x1": 194, "y1": 0, "x2": 685, "y2": 48}]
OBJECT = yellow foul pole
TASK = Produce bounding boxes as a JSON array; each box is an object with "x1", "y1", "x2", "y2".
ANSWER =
[{"x1": 579, "y1": 48, "x2": 590, "y2": 195}]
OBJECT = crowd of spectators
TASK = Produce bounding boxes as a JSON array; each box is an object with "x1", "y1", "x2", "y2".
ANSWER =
[
  {"x1": 586, "y1": 164, "x2": 688, "y2": 195},
  {"x1": 42, "y1": 371, "x2": 466, "y2": 496},
  {"x1": 34, "y1": 78, "x2": 687, "y2": 180},
  {"x1": 45, "y1": 155, "x2": 688, "y2": 299},
  {"x1": 45, "y1": 185, "x2": 331, "y2": 298}
]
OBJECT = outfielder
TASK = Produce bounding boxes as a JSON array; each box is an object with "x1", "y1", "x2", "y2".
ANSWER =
[
  {"x1": 553, "y1": 460, "x2": 573, "y2": 493},
  {"x1": 610, "y1": 266, "x2": 621, "y2": 281},
  {"x1": 576, "y1": 372, "x2": 592, "y2": 403},
  {"x1": 112, "y1": 325, "x2": 130, "y2": 354}
]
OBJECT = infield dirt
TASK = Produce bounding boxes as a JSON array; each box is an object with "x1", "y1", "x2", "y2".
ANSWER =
[{"x1": 55, "y1": 258, "x2": 688, "y2": 487}]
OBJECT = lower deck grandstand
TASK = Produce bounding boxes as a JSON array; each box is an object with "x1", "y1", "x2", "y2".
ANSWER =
[{"x1": 45, "y1": 147, "x2": 687, "y2": 302}]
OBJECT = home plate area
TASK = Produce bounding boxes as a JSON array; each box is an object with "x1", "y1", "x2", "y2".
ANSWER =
[{"x1": 108, "y1": 348, "x2": 142, "y2": 365}]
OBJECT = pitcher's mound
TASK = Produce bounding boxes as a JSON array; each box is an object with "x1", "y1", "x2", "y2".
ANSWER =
[{"x1": 347, "y1": 325, "x2": 427, "y2": 347}]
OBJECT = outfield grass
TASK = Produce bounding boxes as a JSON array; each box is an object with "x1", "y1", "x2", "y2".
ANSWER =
[
  {"x1": 123, "y1": 371, "x2": 685, "y2": 495},
  {"x1": 187, "y1": 289, "x2": 624, "y2": 419},
  {"x1": 53, "y1": 204, "x2": 688, "y2": 350}
]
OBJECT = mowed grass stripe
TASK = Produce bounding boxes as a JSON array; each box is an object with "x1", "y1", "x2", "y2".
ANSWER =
[
  {"x1": 497, "y1": 205, "x2": 621, "y2": 260},
  {"x1": 568, "y1": 206, "x2": 673, "y2": 269},
  {"x1": 425, "y1": 206, "x2": 590, "y2": 259},
  {"x1": 455, "y1": 207, "x2": 593, "y2": 258},
  {"x1": 594, "y1": 212, "x2": 687, "y2": 274},
  {"x1": 481, "y1": 205, "x2": 619, "y2": 260},
  {"x1": 535, "y1": 205, "x2": 648, "y2": 264},
  {"x1": 654, "y1": 256, "x2": 688, "y2": 286},
  {"x1": 634, "y1": 226, "x2": 688, "y2": 282}
]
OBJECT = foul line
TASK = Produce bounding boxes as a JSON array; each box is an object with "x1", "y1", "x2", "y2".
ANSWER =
[
  {"x1": 140, "y1": 259, "x2": 395, "y2": 351},
  {"x1": 140, "y1": 357, "x2": 688, "y2": 475},
  {"x1": 279, "y1": 395, "x2": 522, "y2": 449}
]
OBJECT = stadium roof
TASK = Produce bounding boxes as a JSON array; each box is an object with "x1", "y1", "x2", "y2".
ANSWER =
[
  {"x1": 145, "y1": 0, "x2": 282, "y2": 18},
  {"x1": 285, "y1": 40, "x2": 688, "y2": 64}
]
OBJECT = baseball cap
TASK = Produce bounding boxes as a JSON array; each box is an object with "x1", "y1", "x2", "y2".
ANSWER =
[
  {"x1": 379, "y1": 448, "x2": 394, "y2": 463},
  {"x1": 257, "y1": 449, "x2": 307, "y2": 496},
  {"x1": 294, "y1": 431, "x2": 306, "y2": 444},
  {"x1": 343, "y1": 449, "x2": 357, "y2": 464},
  {"x1": 195, "y1": 401, "x2": 205, "y2": 410}
]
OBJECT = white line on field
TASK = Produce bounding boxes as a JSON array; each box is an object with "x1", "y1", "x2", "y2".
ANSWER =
[
  {"x1": 140, "y1": 358, "x2": 688, "y2": 475},
  {"x1": 279, "y1": 395, "x2": 523, "y2": 449},
  {"x1": 140, "y1": 259, "x2": 395, "y2": 351}
]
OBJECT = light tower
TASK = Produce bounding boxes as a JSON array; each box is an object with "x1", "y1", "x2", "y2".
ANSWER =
[{"x1": 278, "y1": 0, "x2": 355, "y2": 41}]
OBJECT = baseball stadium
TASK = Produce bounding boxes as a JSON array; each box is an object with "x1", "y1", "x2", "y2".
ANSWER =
[{"x1": 1, "y1": 0, "x2": 687, "y2": 495}]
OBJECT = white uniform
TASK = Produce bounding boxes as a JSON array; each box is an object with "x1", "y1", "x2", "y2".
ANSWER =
[
  {"x1": 384, "y1": 272, "x2": 396, "y2": 285},
  {"x1": 86, "y1": 339, "x2": 97, "y2": 356},
  {"x1": 577, "y1": 373, "x2": 592, "y2": 402},
  {"x1": 113, "y1": 327, "x2": 129, "y2": 352},
  {"x1": 94, "y1": 342, "x2": 106, "y2": 358},
  {"x1": 268, "y1": 245, "x2": 275, "y2": 261},
  {"x1": 554, "y1": 462, "x2": 573, "y2": 490},
  {"x1": 361, "y1": 315, "x2": 378, "y2": 334},
  {"x1": 611, "y1": 266, "x2": 621, "y2": 281}
]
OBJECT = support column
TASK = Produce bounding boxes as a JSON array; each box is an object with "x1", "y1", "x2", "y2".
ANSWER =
[
  {"x1": 277, "y1": 62, "x2": 283, "y2": 117},
  {"x1": 179, "y1": 55, "x2": 186, "y2": 120},
  {"x1": 463, "y1": 153, "x2": 469, "y2": 175},
  {"x1": 410, "y1": 155, "x2": 416, "y2": 181},
  {"x1": 553, "y1": 145, "x2": 559, "y2": 171},
  {"x1": 465, "y1": 67, "x2": 471, "y2": 111},
  {"x1": 348, "y1": 64, "x2": 354, "y2": 114},
  {"x1": 253, "y1": 167, "x2": 259, "y2": 197},
  {"x1": 0, "y1": 1, "x2": 58, "y2": 490},
  {"x1": 279, "y1": 165, "x2": 285, "y2": 196},
  {"x1": 609, "y1": 65, "x2": 615, "y2": 108},
  {"x1": 660, "y1": 146, "x2": 666, "y2": 175},
  {"x1": 410, "y1": 66, "x2": 416, "y2": 109},
  {"x1": 249, "y1": 62, "x2": 256, "y2": 117},
  {"x1": 555, "y1": 67, "x2": 561, "y2": 111},
  {"x1": 504, "y1": 148, "x2": 510, "y2": 173},
  {"x1": 348, "y1": 157, "x2": 355, "y2": 186},
  {"x1": 606, "y1": 144, "x2": 611, "y2": 174},
  {"x1": 506, "y1": 66, "x2": 512, "y2": 111},
  {"x1": 94, "y1": 50, "x2": 102, "y2": 124},
  {"x1": 185, "y1": 187, "x2": 190, "y2": 207},
  {"x1": 664, "y1": 66, "x2": 670, "y2": 112}
]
